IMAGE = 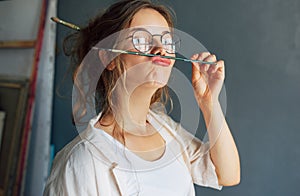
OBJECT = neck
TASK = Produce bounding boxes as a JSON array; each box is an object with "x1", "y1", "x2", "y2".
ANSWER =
[
  {"x1": 129, "y1": 86, "x2": 156, "y2": 125},
  {"x1": 112, "y1": 85, "x2": 158, "y2": 135}
]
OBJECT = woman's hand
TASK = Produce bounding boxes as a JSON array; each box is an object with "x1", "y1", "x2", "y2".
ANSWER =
[{"x1": 191, "y1": 52, "x2": 225, "y2": 109}]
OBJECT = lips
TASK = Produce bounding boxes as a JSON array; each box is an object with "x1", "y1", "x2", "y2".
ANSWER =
[{"x1": 151, "y1": 56, "x2": 171, "y2": 67}]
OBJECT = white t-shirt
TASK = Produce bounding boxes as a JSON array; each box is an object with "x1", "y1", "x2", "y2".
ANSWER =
[{"x1": 99, "y1": 118, "x2": 194, "y2": 195}]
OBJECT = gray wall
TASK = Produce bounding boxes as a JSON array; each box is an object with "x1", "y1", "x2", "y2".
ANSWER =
[
  {"x1": 0, "y1": 0, "x2": 42, "y2": 77},
  {"x1": 52, "y1": 0, "x2": 300, "y2": 195}
]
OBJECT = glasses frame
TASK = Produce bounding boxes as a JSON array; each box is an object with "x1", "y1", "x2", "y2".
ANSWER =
[{"x1": 126, "y1": 29, "x2": 180, "y2": 54}]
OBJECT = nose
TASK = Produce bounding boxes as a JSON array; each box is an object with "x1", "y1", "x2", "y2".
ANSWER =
[{"x1": 150, "y1": 38, "x2": 166, "y2": 56}]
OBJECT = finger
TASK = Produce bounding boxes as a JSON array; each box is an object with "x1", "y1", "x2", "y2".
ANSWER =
[
  {"x1": 208, "y1": 60, "x2": 225, "y2": 78},
  {"x1": 191, "y1": 53, "x2": 208, "y2": 84},
  {"x1": 191, "y1": 52, "x2": 209, "y2": 69},
  {"x1": 190, "y1": 53, "x2": 200, "y2": 60},
  {"x1": 216, "y1": 60, "x2": 225, "y2": 76},
  {"x1": 191, "y1": 53, "x2": 207, "y2": 74},
  {"x1": 203, "y1": 54, "x2": 217, "y2": 63},
  {"x1": 191, "y1": 53, "x2": 200, "y2": 72},
  {"x1": 191, "y1": 52, "x2": 211, "y2": 77},
  {"x1": 199, "y1": 52, "x2": 211, "y2": 71},
  {"x1": 190, "y1": 52, "x2": 211, "y2": 62},
  {"x1": 205, "y1": 54, "x2": 218, "y2": 73},
  {"x1": 191, "y1": 54, "x2": 201, "y2": 82},
  {"x1": 198, "y1": 52, "x2": 211, "y2": 60},
  {"x1": 202, "y1": 54, "x2": 216, "y2": 72}
]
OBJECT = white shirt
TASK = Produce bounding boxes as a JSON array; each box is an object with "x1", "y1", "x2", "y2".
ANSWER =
[{"x1": 44, "y1": 110, "x2": 222, "y2": 196}]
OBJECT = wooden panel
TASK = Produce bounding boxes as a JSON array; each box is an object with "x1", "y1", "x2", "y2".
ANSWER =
[
  {"x1": 0, "y1": 76, "x2": 29, "y2": 196},
  {"x1": 0, "y1": 40, "x2": 35, "y2": 48}
]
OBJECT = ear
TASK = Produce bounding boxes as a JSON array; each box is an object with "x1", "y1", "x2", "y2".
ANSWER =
[
  {"x1": 106, "y1": 62, "x2": 116, "y2": 71},
  {"x1": 98, "y1": 50, "x2": 116, "y2": 70}
]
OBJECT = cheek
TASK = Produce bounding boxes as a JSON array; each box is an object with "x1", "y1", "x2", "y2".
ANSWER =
[
  {"x1": 122, "y1": 55, "x2": 176, "y2": 70},
  {"x1": 122, "y1": 55, "x2": 149, "y2": 69},
  {"x1": 170, "y1": 59, "x2": 175, "y2": 67}
]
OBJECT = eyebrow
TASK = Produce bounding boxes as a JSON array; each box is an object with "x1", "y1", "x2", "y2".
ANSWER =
[
  {"x1": 128, "y1": 27, "x2": 171, "y2": 35},
  {"x1": 129, "y1": 27, "x2": 148, "y2": 33}
]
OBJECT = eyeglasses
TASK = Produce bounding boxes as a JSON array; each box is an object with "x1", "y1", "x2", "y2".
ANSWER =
[{"x1": 127, "y1": 29, "x2": 180, "y2": 54}]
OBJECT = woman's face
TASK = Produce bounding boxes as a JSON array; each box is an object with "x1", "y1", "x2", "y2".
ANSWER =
[{"x1": 118, "y1": 8, "x2": 175, "y2": 89}]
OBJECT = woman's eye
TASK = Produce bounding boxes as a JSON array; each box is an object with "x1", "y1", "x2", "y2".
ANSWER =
[
  {"x1": 162, "y1": 38, "x2": 173, "y2": 45},
  {"x1": 133, "y1": 38, "x2": 150, "y2": 45}
]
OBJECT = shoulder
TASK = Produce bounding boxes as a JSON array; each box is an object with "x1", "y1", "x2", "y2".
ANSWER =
[
  {"x1": 44, "y1": 136, "x2": 97, "y2": 195},
  {"x1": 53, "y1": 136, "x2": 93, "y2": 168},
  {"x1": 47, "y1": 136, "x2": 96, "y2": 185},
  {"x1": 51, "y1": 118, "x2": 109, "y2": 170}
]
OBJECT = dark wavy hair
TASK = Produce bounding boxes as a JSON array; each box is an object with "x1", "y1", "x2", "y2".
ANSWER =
[{"x1": 64, "y1": 0, "x2": 175, "y2": 142}]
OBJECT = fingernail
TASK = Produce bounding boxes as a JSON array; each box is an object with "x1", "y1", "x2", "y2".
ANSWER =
[
  {"x1": 192, "y1": 54, "x2": 198, "y2": 59},
  {"x1": 205, "y1": 65, "x2": 209, "y2": 71}
]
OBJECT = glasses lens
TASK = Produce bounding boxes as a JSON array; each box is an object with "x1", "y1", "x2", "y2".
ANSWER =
[
  {"x1": 162, "y1": 32, "x2": 180, "y2": 54},
  {"x1": 132, "y1": 30, "x2": 152, "y2": 52}
]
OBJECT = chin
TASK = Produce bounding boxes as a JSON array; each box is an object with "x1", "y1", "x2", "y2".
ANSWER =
[
  {"x1": 143, "y1": 80, "x2": 167, "y2": 89},
  {"x1": 147, "y1": 68, "x2": 171, "y2": 85}
]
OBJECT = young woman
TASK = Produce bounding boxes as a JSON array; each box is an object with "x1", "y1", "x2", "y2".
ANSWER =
[{"x1": 44, "y1": 0, "x2": 240, "y2": 195}]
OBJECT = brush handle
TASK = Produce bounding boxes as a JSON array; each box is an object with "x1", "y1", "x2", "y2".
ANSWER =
[
  {"x1": 94, "y1": 48, "x2": 217, "y2": 65},
  {"x1": 51, "y1": 17, "x2": 81, "y2": 31}
]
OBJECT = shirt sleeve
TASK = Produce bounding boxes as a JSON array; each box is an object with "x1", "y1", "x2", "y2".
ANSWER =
[
  {"x1": 43, "y1": 144, "x2": 98, "y2": 196},
  {"x1": 186, "y1": 136, "x2": 223, "y2": 190},
  {"x1": 156, "y1": 111, "x2": 223, "y2": 190}
]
